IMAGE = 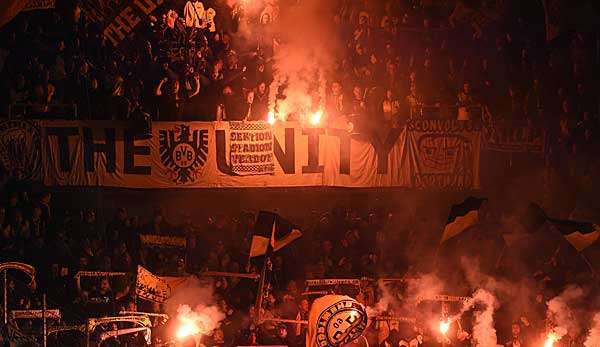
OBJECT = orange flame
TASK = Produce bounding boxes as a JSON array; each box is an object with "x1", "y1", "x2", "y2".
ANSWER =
[
  {"x1": 175, "y1": 305, "x2": 213, "y2": 340},
  {"x1": 309, "y1": 109, "x2": 323, "y2": 126},
  {"x1": 267, "y1": 111, "x2": 276, "y2": 125},
  {"x1": 177, "y1": 320, "x2": 201, "y2": 339}
]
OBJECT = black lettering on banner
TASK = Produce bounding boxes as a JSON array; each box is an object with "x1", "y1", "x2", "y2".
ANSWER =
[
  {"x1": 302, "y1": 128, "x2": 325, "y2": 174},
  {"x1": 408, "y1": 119, "x2": 482, "y2": 133},
  {"x1": 103, "y1": 16, "x2": 132, "y2": 46},
  {"x1": 369, "y1": 128, "x2": 402, "y2": 174},
  {"x1": 274, "y1": 128, "x2": 295, "y2": 174},
  {"x1": 121, "y1": 6, "x2": 141, "y2": 28},
  {"x1": 124, "y1": 128, "x2": 151, "y2": 175},
  {"x1": 329, "y1": 129, "x2": 351, "y2": 175},
  {"x1": 133, "y1": 0, "x2": 159, "y2": 15},
  {"x1": 46, "y1": 127, "x2": 79, "y2": 172},
  {"x1": 83, "y1": 127, "x2": 116, "y2": 173},
  {"x1": 215, "y1": 130, "x2": 236, "y2": 175}
]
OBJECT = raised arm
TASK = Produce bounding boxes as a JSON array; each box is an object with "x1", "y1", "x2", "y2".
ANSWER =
[
  {"x1": 188, "y1": 74, "x2": 201, "y2": 98},
  {"x1": 155, "y1": 77, "x2": 168, "y2": 96}
]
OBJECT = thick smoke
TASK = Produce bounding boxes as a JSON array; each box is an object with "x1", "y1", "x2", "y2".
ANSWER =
[
  {"x1": 404, "y1": 273, "x2": 446, "y2": 303},
  {"x1": 368, "y1": 273, "x2": 445, "y2": 320},
  {"x1": 585, "y1": 313, "x2": 600, "y2": 347},
  {"x1": 263, "y1": 0, "x2": 342, "y2": 121},
  {"x1": 546, "y1": 285, "x2": 586, "y2": 338},
  {"x1": 463, "y1": 289, "x2": 498, "y2": 347},
  {"x1": 367, "y1": 280, "x2": 397, "y2": 316},
  {"x1": 166, "y1": 277, "x2": 226, "y2": 341},
  {"x1": 176, "y1": 303, "x2": 225, "y2": 332}
]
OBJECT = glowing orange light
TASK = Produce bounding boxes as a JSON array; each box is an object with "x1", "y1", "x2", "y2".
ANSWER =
[
  {"x1": 177, "y1": 319, "x2": 200, "y2": 339},
  {"x1": 439, "y1": 320, "x2": 450, "y2": 335},
  {"x1": 544, "y1": 332, "x2": 558, "y2": 347},
  {"x1": 267, "y1": 111, "x2": 276, "y2": 125},
  {"x1": 347, "y1": 121, "x2": 354, "y2": 133},
  {"x1": 309, "y1": 109, "x2": 323, "y2": 126}
]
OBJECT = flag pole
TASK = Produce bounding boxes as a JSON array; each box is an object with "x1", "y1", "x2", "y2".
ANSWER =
[
  {"x1": 3, "y1": 270, "x2": 6, "y2": 325},
  {"x1": 43, "y1": 294, "x2": 47, "y2": 347},
  {"x1": 255, "y1": 220, "x2": 276, "y2": 324},
  {"x1": 254, "y1": 254, "x2": 269, "y2": 324}
]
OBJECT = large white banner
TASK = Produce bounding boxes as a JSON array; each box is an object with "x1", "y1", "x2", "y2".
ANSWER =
[{"x1": 33, "y1": 120, "x2": 481, "y2": 189}]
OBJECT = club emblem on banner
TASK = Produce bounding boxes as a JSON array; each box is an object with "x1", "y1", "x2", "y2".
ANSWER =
[
  {"x1": 316, "y1": 298, "x2": 368, "y2": 347},
  {"x1": 159, "y1": 125, "x2": 209, "y2": 184},
  {"x1": 416, "y1": 134, "x2": 474, "y2": 188},
  {"x1": 0, "y1": 120, "x2": 41, "y2": 181}
]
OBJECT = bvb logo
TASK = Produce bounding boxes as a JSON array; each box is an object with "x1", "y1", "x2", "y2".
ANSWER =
[
  {"x1": 159, "y1": 125, "x2": 209, "y2": 184},
  {"x1": 0, "y1": 120, "x2": 41, "y2": 181},
  {"x1": 316, "y1": 299, "x2": 368, "y2": 347}
]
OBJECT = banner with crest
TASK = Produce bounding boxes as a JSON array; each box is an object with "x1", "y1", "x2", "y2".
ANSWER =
[
  {"x1": 0, "y1": 120, "x2": 41, "y2": 181},
  {"x1": 406, "y1": 120, "x2": 481, "y2": 189},
  {"x1": 306, "y1": 295, "x2": 368, "y2": 347},
  {"x1": 35, "y1": 120, "x2": 482, "y2": 189}
]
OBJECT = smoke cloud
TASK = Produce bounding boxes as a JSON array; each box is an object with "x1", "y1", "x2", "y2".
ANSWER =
[
  {"x1": 165, "y1": 277, "x2": 226, "y2": 341},
  {"x1": 547, "y1": 285, "x2": 586, "y2": 338},
  {"x1": 264, "y1": 0, "x2": 343, "y2": 121},
  {"x1": 367, "y1": 280, "x2": 397, "y2": 317},
  {"x1": 404, "y1": 272, "x2": 446, "y2": 302},
  {"x1": 585, "y1": 313, "x2": 600, "y2": 347},
  {"x1": 464, "y1": 289, "x2": 498, "y2": 347}
]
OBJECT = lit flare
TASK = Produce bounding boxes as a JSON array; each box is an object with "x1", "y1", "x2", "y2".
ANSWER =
[
  {"x1": 439, "y1": 320, "x2": 450, "y2": 335},
  {"x1": 267, "y1": 111, "x2": 276, "y2": 125},
  {"x1": 175, "y1": 305, "x2": 210, "y2": 340},
  {"x1": 176, "y1": 319, "x2": 201, "y2": 339},
  {"x1": 309, "y1": 110, "x2": 323, "y2": 126},
  {"x1": 544, "y1": 332, "x2": 558, "y2": 347}
]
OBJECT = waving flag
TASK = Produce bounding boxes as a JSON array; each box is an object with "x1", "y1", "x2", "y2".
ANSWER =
[
  {"x1": 441, "y1": 197, "x2": 487, "y2": 244},
  {"x1": 135, "y1": 265, "x2": 191, "y2": 303},
  {"x1": 249, "y1": 211, "x2": 302, "y2": 257},
  {"x1": 550, "y1": 219, "x2": 600, "y2": 252}
]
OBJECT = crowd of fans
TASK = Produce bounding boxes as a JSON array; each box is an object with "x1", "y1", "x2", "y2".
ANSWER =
[
  {"x1": 1, "y1": 174, "x2": 598, "y2": 346},
  {"x1": 1, "y1": 0, "x2": 600, "y2": 346},
  {"x1": 0, "y1": 0, "x2": 597, "y2": 126},
  {"x1": 1, "y1": 0, "x2": 599, "y2": 188}
]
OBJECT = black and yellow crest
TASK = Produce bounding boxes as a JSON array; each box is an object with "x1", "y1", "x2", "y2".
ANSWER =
[{"x1": 159, "y1": 125, "x2": 208, "y2": 184}]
